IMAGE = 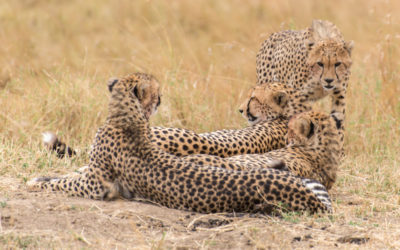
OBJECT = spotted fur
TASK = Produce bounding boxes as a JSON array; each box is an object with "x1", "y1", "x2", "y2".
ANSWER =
[
  {"x1": 238, "y1": 82, "x2": 312, "y2": 125},
  {"x1": 43, "y1": 83, "x2": 308, "y2": 159},
  {"x1": 44, "y1": 74, "x2": 161, "y2": 159},
  {"x1": 256, "y1": 19, "x2": 353, "y2": 153},
  {"x1": 28, "y1": 73, "x2": 332, "y2": 213},
  {"x1": 212, "y1": 111, "x2": 340, "y2": 190}
]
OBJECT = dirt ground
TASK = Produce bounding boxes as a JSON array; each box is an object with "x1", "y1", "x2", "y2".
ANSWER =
[{"x1": 1, "y1": 176, "x2": 398, "y2": 249}]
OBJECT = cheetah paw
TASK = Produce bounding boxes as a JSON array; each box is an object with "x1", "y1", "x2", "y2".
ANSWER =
[{"x1": 26, "y1": 177, "x2": 59, "y2": 191}]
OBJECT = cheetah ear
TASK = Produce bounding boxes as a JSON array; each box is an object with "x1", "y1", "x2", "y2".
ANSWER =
[
  {"x1": 345, "y1": 40, "x2": 354, "y2": 55},
  {"x1": 293, "y1": 117, "x2": 315, "y2": 139},
  {"x1": 133, "y1": 83, "x2": 150, "y2": 100},
  {"x1": 133, "y1": 84, "x2": 140, "y2": 99},
  {"x1": 306, "y1": 120, "x2": 315, "y2": 139},
  {"x1": 273, "y1": 91, "x2": 288, "y2": 108},
  {"x1": 107, "y1": 77, "x2": 119, "y2": 92},
  {"x1": 305, "y1": 39, "x2": 315, "y2": 50},
  {"x1": 306, "y1": 22, "x2": 318, "y2": 50},
  {"x1": 311, "y1": 19, "x2": 343, "y2": 40}
]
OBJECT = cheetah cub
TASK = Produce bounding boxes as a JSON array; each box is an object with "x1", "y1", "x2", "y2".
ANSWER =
[
  {"x1": 43, "y1": 81, "x2": 311, "y2": 159},
  {"x1": 42, "y1": 75, "x2": 161, "y2": 158},
  {"x1": 226, "y1": 111, "x2": 340, "y2": 190},
  {"x1": 28, "y1": 73, "x2": 331, "y2": 214}
]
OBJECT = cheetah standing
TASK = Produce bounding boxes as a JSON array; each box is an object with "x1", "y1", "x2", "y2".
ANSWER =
[{"x1": 256, "y1": 19, "x2": 353, "y2": 152}]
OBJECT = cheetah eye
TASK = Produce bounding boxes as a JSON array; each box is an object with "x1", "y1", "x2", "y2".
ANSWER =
[
  {"x1": 334, "y1": 62, "x2": 342, "y2": 67},
  {"x1": 317, "y1": 62, "x2": 324, "y2": 67}
]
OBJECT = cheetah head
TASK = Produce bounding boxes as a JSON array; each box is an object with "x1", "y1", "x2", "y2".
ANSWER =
[
  {"x1": 239, "y1": 83, "x2": 311, "y2": 125},
  {"x1": 107, "y1": 73, "x2": 161, "y2": 120},
  {"x1": 286, "y1": 110, "x2": 340, "y2": 189},
  {"x1": 306, "y1": 20, "x2": 353, "y2": 92},
  {"x1": 286, "y1": 111, "x2": 338, "y2": 150},
  {"x1": 238, "y1": 83, "x2": 290, "y2": 125}
]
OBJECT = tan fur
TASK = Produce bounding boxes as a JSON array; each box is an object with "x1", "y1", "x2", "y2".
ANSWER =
[
  {"x1": 239, "y1": 82, "x2": 312, "y2": 125},
  {"x1": 185, "y1": 111, "x2": 340, "y2": 190},
  {"x1": 117, "y1": 73, "x2": 161, "y2": 120},
  {"x1": 310, "y1": 19, "x2": 343, "y2": 41},
  {"x1": 45, "y1": 83, "x2": 293, "y2": 159},
  {"x1": 256, "y1": 19, "x2": 353, "y2": 155},
  {"x1": 43, "y1": 73, "x2": 161, "y2": 159},
  {"x1": 28, "y1": 73, "x2": 332, "y2": 213}
]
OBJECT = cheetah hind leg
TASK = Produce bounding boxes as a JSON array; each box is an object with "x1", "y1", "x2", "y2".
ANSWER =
[{"x1": 26, "y1": 172, "x2": 120, "y2": 200}]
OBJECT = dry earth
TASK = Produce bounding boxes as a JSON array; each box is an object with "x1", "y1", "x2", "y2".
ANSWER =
[{"x1": 1, "y1": 176, "x2": 399, "y2": 249}]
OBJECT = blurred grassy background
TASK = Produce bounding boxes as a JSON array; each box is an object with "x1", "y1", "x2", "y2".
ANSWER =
[{"x1": 0, "y1": 0, "x2": 399, "y2": 207}]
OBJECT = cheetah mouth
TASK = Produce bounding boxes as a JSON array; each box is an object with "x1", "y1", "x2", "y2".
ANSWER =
[
  {"x1": 247, "y1": 114, "x2": 260, "y2": 125},
  {"x1": 322, "y1": 84, "x2": 335, "y2": 90},
  {"x1": 286, "y1": 141, "x2": 295, "y2": 147}
]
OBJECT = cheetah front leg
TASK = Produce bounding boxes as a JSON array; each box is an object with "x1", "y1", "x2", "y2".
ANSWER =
[
  {"x1": 330, "y1": 87, "x2": 347, "y2": 156},
  {"x1": 27, "y1": 165, "x2": 119, "y2": 200},
  {"x1": 302, "y1": 82, "x2": 347, "y2": 157}
]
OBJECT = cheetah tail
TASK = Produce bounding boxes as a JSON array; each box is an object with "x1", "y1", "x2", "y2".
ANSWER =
[
  {"x1": 42, "y1": 131, "x2": 76, "y2": 159},
  {"x1": 302, "y1": 178, "x2": 332, "y2": 213}
]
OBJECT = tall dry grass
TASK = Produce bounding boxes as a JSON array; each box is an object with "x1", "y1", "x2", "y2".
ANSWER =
[{"x1": 0, "y1": 0, "x2": 399, "y2": 247}]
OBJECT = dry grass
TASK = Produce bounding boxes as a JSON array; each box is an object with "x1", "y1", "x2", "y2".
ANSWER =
[{"x1": 0, "y1": 0, "x2": 399, "y2": 249}]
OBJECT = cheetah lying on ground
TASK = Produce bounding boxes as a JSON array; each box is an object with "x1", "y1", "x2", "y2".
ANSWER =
[
  {"x1": 256, "y1": 19, "x2": 353, "y2": 151},
  {"x1": 186, "y1": 111, "x2": 340, "y2": 190},
  {"x1": 43, "y1": 77, "x2": 311, "y2": 159},
  {"x1": 183, "y1": 83, "x2": 340, "y2": 189},
  {"x1": 29, "y1": 73, "x2": 331, "y2": 213}
]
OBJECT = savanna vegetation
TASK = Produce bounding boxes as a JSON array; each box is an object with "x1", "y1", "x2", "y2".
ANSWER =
[{"x1": 0, "y1": 0, "x2": 399, "y2": 248}]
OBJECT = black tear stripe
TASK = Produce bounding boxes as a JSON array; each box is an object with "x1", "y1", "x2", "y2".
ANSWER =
[
  {"x1": 320, "y1": 65, "x2": 324, "y2": 80},
  {"x1": 246, "y1": 97, "x2": 254, "y2": 118},
  {"x1": 335, "y1": 70, "x2": 340, "y2": 82},
  {"x1": 331, "y1": 114, "x2": 342, "y2": 129}
]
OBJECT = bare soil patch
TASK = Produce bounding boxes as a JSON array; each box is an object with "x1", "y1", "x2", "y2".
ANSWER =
[{"x1": 1, "y1": 176, "x2": 398, "y2": 249}]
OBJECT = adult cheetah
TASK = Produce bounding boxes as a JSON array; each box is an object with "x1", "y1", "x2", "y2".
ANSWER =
[{"x1": 29, "y1": 73, "x2": 332, "y2": 213}]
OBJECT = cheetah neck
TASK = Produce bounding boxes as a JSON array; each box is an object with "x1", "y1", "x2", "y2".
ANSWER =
[
  {"x1": 106, "y1": 90, "x2": 153, "y2": 157},
  {"x1": 289, "y1": 130, "x2": 340, "y2": 167},
  {"x1": 284, "y1": 89, "x2": 313, "y2": 118}
]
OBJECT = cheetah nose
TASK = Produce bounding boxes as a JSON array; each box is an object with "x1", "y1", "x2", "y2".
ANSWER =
[
  {"x1": 239, "y1": 109, "x2": 243, "y2": 114},
  {"x1": 324, "y1": 78, "x2": 334, "y2": 84}
]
